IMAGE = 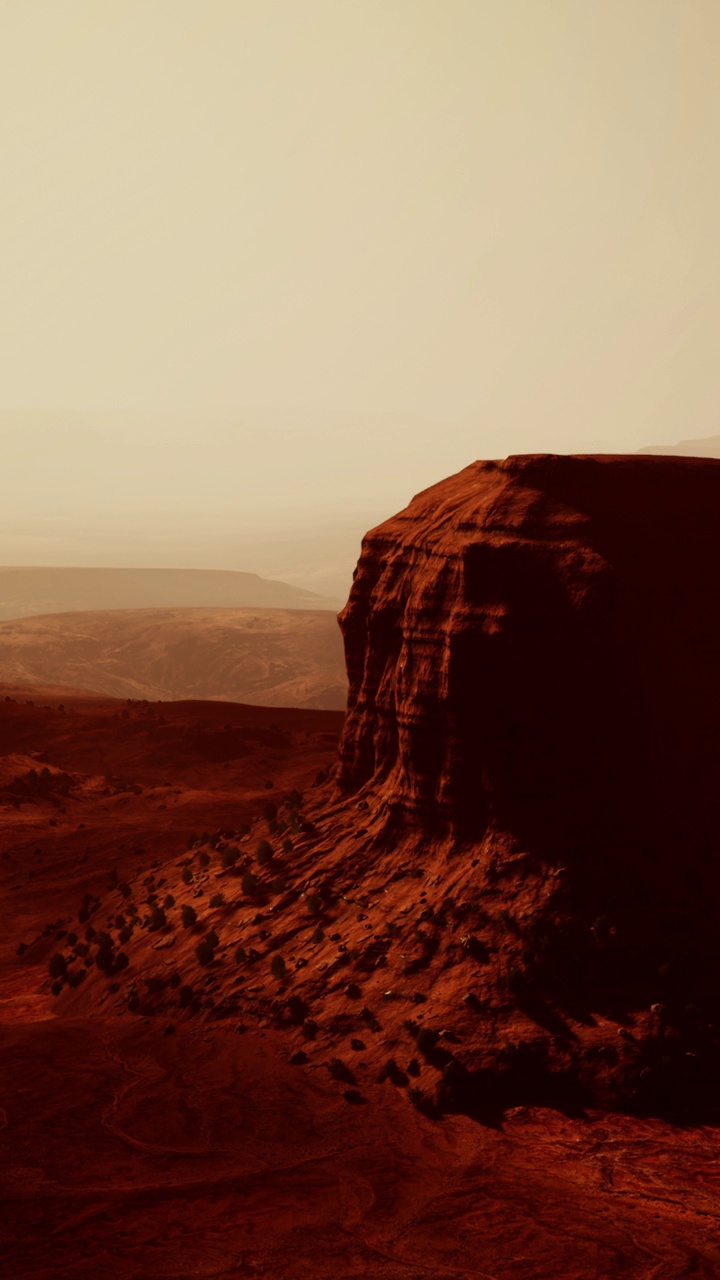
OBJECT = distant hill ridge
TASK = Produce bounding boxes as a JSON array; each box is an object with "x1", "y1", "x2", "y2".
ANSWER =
[
  {"x1": 0, "y1": 566, "x2": 340, "y2": 621},
  {"x1": 639, "y1": 434, "x2": 720, "y2": 458}
]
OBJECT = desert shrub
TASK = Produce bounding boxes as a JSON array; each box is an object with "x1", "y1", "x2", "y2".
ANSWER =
[
  {"x1": 119, "y1": 926, "x2": 132, "y2": 945},
  {"x1": 234, "y1": 944, "x2": 247, "y2": 964},
  {"x1": 220, "y1": 847, "x2": 238, "y2": 870},
  {"x1": 328, "y1": 1056, "x2": 355, "y2": 1083},
  {"x1": 407, "y1": 1058, "x2": 421, "y2": 1077},
  {"x1": 272, "y1": 875, "x2": 287, "y2": 894},
  {"x1": 407, "y1": 1086, "x2": 432, "y2": 1113},
  {"x1": 256, "y1": 840, "x2": 273, "y2": 866},
  {"x1": 310, "y1": 926, "x2": 324, "y2": 944},
  {"x1": 199, "y1": 851, "x2": 210, "y2": 868},
  {"x1": 114, "y1": 915, "x2": 126, "y2": 930},
  {"x1": 118, "y1": 882, "x2": 131, "y2": 898},
  {"x1": 416, "y1": 1027, "x2": 439, "y2": 1057},
  {"x1": 85, "y1": 926, "x2": 96, "y2": 941},
  {"x1": 282, "y1": 838, "x2": 293, "y2": 855},
  {"x1": 241, "y1": 871, "x2": 258, "y2": 896},
  {"x1": 164, "y1": 894, "x2": 175, "y2": 909},
  {"x1": 205, "y1": 929, "x2": 219, "y2": 948},
  {"x1": 115, "y1": 952, "x2": 129, "y2": 970},
  {"x1": 51, "y1": 980, "x2": 62, "y2": 996},
  {"x1": 181, "y1": 904, "x2": 197, "y2": 928},
  {"x1": 195, "y1": 939, "x2": 215, "y2": 967},
  {"x1": 149, "y1": 906, "x2": 167, "y2": 931},
  {"x1": 270, "y1": 954, "x2": 287, "y2": 980},
  {"x1": 306, "y1": 893, "x2": 322, "y2": 917},
  {"x1": 209, "y1": 892, "x2": 226, "y2": 908},
  {"x1": 182, "y1": 868, "x2": 192, "y2": 885},
  {"x1": 48, "y1": 953, "x2": 66, "y2": 979}
]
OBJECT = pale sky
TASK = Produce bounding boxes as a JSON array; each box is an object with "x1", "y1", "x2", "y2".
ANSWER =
[{"x1": 1, "y1": 1, "x2": 719, "y2": 582}]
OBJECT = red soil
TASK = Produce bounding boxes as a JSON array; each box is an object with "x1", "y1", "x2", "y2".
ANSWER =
[{"x1": 3, "y1": 455, "x2": 720, "y2": 1276}]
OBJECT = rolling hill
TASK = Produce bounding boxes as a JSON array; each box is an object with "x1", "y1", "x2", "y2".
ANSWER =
[{"x1": 0, "y1": 606, "x2": 347, "y2": 709}]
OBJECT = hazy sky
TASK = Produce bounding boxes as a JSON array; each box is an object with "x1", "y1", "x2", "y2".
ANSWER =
[{"x1": 2, "y1": 1, "x2": 720, "y2": 579}]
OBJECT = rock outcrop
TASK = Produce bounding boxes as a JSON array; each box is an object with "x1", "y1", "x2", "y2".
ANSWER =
[{"x1": 339, "y1": 454, "x2": 720, "y2": 867}]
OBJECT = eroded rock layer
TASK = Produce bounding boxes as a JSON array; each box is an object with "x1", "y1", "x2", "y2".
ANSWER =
[{"x1": 338, "y1": 454, "x2": 720, "y2": 864}]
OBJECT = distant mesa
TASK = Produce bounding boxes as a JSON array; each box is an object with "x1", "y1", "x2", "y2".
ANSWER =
[
  {"x1": 639, "y1": 433, "x2": 720, "y2": 458},
  {"x1": 0, "y1": 565, "x2": 341, "y2": 622}
]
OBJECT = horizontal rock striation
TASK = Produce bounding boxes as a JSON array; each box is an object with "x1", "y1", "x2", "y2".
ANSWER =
[{"x1": 338, "y1": 454, "x2": 720, "y2": 862}]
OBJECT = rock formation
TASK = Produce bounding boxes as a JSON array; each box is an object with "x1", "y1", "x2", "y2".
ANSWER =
[{"x1": 339, "y1": 453, "x2": 720, "y2": 857}]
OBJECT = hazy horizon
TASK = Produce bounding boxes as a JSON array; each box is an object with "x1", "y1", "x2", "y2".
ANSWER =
[{"x1": 3, "y1": 2, "x2": 720, "y2": 588}]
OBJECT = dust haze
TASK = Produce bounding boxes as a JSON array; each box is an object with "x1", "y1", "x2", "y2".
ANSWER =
[{"x1": 2, "y1": 1, "x2": 720, "y2": 596}]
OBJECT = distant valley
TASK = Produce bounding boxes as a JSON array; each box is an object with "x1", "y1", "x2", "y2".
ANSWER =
[{"x1": 0, "y1": 606, "x2": 347, "y2": 709}]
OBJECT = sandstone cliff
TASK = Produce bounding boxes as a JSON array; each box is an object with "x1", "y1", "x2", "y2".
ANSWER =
[{"x1": 339, "y1": 453, "x2": 720, "y2": 860}]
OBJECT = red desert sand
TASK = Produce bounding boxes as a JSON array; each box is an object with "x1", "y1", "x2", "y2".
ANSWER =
[{"x1": 2, "y1": 454, "x2": 720, "y2": 1278}]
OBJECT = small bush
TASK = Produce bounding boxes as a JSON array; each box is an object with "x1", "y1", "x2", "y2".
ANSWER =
[
  {"x1": 209, "y1": 892, "x2": 226, "y2": 909},
  {"x1": 119, "y1": 926, "x2": 132, "y2": 944},
  {"x1": 416, "y1": 1027, "x2": 439, "y2": 1057},
  {"x1": 272, "y1": 876, "x2": 286, "y2": 894},
  {"x1": 241, "y1": 872, "x2": 258, "y2": 896},
  {"x1": 310, "y1": 926, "x2": 324, "y2": 944},
  {"x1": 181, "y1": 904, "x2": 197, "y2": 928},
  {"x1": 195, "y1": 939, "x2": 215, "y2": 967},
  {"x1": 164, "y1": 894, "x2": 175, "y2": 909},
  {"x1": 234, "y1": 944, "x2": 247, "y2": 963},
  {"x1": 118, "y1": 882, "x2": 131, "y2": 898},
  {"x1": 256, "y1": 840, "x2": 273, "y2": 866},
  {"x1": 328, "y1": 1056, "x2": 355, "y2": 1083},
  {"x1": 149, "y1": 906, "x2": 167, "y2": 931},
  {"x1": 306, "y1": 893, "x2": 322, "y2": 917},
  {"x1": 182, "y1": 868, "x2": 193, "y2": 885},
  {"x1": 282, "y1": 838, "x2": 293, "y2": 854},
  {"x1": 205, "y1": 929, "x2": 219, "y2": 948},
  {"x1": 48, "y1": 953, "x2": 67, "y2": 980},
  {"x1": 270, "y1": 953, "x2": 287, "y2": 980},
  {"x1": 220, "y1": 847, "x2": 238, "y2": 870},
  {"x1": 199, "y1": 851, "x2": 211, "y2": 868}
]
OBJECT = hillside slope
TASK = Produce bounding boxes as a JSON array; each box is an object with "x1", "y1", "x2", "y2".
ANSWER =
[{"x1": 0, "y1": 607, "x2": 347, "y2": 709}]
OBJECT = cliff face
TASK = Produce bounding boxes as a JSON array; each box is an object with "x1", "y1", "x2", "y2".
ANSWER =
[{"x1": 338, "y1": 454, "x2": 720, "y2": 863}]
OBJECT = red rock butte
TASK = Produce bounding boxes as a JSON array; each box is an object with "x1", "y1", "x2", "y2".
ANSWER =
[{"x1": 339, "y1": 454, "x2": 720, "y2": 865}]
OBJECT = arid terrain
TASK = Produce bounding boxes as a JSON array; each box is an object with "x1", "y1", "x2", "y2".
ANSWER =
[
  {"x1": 0, "y1": 607, "x2": 347, "y2": 709},
  {"x1": 0, "y1": 567, "x2": 338, "y2": 622},
  {"x1": 3, "y1": 454, "x2": 720, "y2": 1278}
]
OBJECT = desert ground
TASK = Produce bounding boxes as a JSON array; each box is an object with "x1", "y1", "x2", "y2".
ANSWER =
[{"x1": 1, "y1": 685, "x2": 718, "y2": 1279}]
